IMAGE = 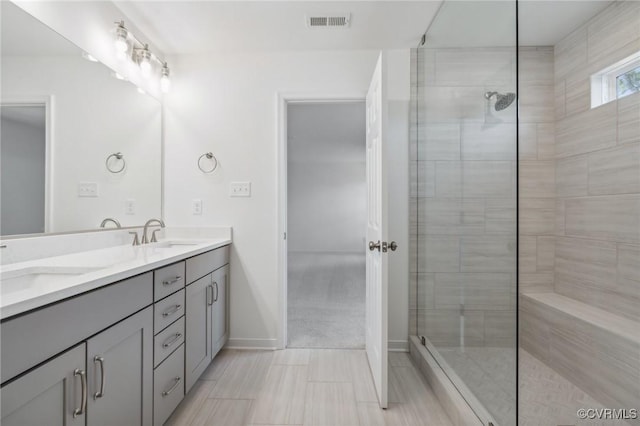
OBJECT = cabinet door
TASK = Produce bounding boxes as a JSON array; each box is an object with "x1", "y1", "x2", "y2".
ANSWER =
[
  {"x1": 185, "y1": 274, "x2": 212, "y2": 393},
  {"x1": 87, "y1": 307, "x2": 153, "y2": 426},
  {"x1": 211, "y1": 265, "x2": 229, "y2": 357},
  {"x1": 1, "y1": 344, "x2": 86, "y2": 426}
]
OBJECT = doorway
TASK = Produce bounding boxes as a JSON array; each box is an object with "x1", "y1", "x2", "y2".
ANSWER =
[
  {"x1": 285, "y1": 101, "x2": 367, "y2": 349},
  {"x1": 1, "y1": 104, "x2": 48, "y2": 236}
]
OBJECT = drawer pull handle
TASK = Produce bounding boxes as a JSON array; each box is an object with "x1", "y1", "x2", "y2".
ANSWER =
[
  {"x1": 73, "y1": 369, "x2": 87, "y2": 418},
  {"x1": 162, "y1": 376, "x2": 182, "y2": 397},
  {"x1": 213, "y1": 281, "x2": 219, "y2": 302},
  {"x1": 162, "y1": 304, "x2": 182, "y2": 318},
  {"x1": 93, "y1": 356, "x2": 106, "y2": 399},
  {"x1": 162, "y1": 276, "x2": 182, "y2": 286},
  {"x1": 207, "y1": 284, "x2": 214, "y2": 306},
  {"x1": 162, "y1": 332, "x2": 182, "y2": 349}
]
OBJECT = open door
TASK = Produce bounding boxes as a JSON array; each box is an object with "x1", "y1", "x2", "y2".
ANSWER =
[{"x1": 365, "y1": 52, "x2": 388, "y2": 409}]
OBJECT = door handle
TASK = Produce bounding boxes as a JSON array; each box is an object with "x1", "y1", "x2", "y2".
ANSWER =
[
  {"x1": 382, "y1": 241, "x2": 398, "y2": 252},
  {"x1": 73, "y1": 369, "x2": 87, "y2": 418},
  {"x1": 207, "y1": 284, "x2": 214, "y2": 306},
  {"x1": 213, "y1": 281, "x2": 219, "y2": 302},
  {"x1": 93, "y1": 356, "x2": 105, "y2": 399},
  {"x1": 368, "y1": 240, "x2": 381, "y2": 251}
]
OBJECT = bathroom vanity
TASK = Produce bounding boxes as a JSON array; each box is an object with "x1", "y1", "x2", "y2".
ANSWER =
[{"x1": 0, "y1": 238, "x2": 231, "y2": 426}]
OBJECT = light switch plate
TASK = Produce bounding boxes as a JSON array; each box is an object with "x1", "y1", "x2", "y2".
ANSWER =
[
  {"x1": 125, "y1": 199, "x2": 136, "y2": 215},
  {"x1": 78, "y1": 182, "x2": 98, "y2": 197},
  {"x1": 230, "y1": 182, "x2": 251, "y2": 197},
  {"x1": 192, "y1": 199, "x2": 203, "y2": 215}
]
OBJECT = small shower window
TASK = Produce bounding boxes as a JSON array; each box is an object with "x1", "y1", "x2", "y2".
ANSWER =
[{"x1": 591, "y1": 50, "x2": 640, "y2": 108}]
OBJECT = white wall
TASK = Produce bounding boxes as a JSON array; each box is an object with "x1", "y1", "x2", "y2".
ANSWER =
[
  {"x1": 1, "y1": 109, "x2": 46, "y2": 235},
  {"x1": 287, "y1": 103, "x2": 366, "y2": 253},
  {"x1": 2, "y1": 55, "x2": 162, "y2": 232},
  {"x1": 164, "y1": 49, "x2": 410, "y2": 349}
]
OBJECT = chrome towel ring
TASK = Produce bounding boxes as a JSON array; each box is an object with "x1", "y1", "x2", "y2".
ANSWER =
[
  {"x1": 106, "y1": 152, "x2": 126, "y2": 173},
  {"x1": 198, "y1": 152, "x2": 218, "y2": 173}
]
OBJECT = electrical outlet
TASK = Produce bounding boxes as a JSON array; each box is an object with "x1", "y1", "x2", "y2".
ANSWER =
[
  {"x1": 230, "y1": 182, "x2": 251, "y2": 197},
  {"x1": 192, "y1": 199, "x2": 203, "y2": 215},
  {"x1": 78, "y1": 182, "x2": 98, "y2": 198},
  {"x1": 125, "y1": 199, "x2": 136, "y2": 215}
]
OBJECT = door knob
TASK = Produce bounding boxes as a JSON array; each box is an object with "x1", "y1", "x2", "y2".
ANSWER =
[
  {"x1": 369, "y1": 240, "x2": 381, "y2": 251},
  {"x1": 388, "y1": 241, "x2": 398, "y2": 251}
]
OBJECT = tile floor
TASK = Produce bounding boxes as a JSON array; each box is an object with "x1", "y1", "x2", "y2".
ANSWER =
[
  {"x1": 287, "y1": 252, "x2": 366, "y2": 349},
  {"x1": 165, "y1": 348, "x2": 453, "y2": 426}
]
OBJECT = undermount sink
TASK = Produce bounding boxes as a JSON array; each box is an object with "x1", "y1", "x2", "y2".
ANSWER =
[
  {"x1": 0, "y1": 266, "x2": 102, "y2": 295},
  {"x1": 153, "y1": 240, "x2": 202, "y2": 249}
]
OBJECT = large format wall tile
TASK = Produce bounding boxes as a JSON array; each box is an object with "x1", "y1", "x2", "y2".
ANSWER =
[
  {"x1": 586, "y1": 0, "x2": 640, "y2": 64},
  {"x1": 519, "y1": 84, "x2": 555, "y2": 123},
  {"x1": 417, "y1": 123, "x2": 461, "y2": 161},
  {"x1": 519, "y1": 48, "x2": 554, "y2": 85},
  {"x1": 519, "y1": 161, "x2": 555, "y2": 198},
  {"x1": 555, "y1": 102, "x2": 616, "y2": 157},
  {"x1": 618, "y1": 92, "x2": 640, "y2": 145},
  {"x1": 519, "y1": 198, "x2": 555, "y2": 236},
  {"x1": 554, "y1": 27, "x2": 587, "y2": 81},
  {"x1": 414, "y1": 198, "x2": 485, "y2": 235},
  {"x1": 434, "y1": 273, "x2": 512, "y2": 310},
  {"x1": 460, "y1": 236, "x2": 515, "y2": 273},
  {"x1": 434, "y1": 50, "x2": 514, "y2": 87},
  {"x1": 463, "y1": 161, "x2": 514, "y2": 198},
  {"x1": 461, "y1": 122, "x2": 516, "y2": 161},
  {"x1": 565, "y1": 195, "x2": 640, "y2": 243},
  {"x1": 485, "y1": 198, "x2": 516, "y2": 235},
  {"x1": 588, "y1": 143, "x2": 640, "y2": 195},
  {"x1": 556, "y1": 155, "x2": 588, "y2": 197}
]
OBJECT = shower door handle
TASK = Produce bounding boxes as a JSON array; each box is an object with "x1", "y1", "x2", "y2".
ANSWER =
[{"x1": 368, "y1": 240, "x2": 381, "y2": 252}]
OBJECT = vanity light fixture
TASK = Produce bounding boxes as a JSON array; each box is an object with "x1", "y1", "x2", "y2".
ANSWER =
[
  {"x1": 113, "y1": 20, "x2": 171, "y2": 93},
  {"x1": 160, "y1": 63, "x2": 171, "y2": 93}
]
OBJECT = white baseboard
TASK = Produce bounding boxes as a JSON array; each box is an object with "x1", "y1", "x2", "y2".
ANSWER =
[
  {"x1": 225, "y1": 338, "x2": 279, "y2": 350},
  {"x1": 388, "y1": 339, "x2": 409, "y2": 352}
]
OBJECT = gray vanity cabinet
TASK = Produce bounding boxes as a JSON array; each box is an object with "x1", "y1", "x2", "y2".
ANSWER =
[
  {"x1": 185, "y1": 274, "x2": 212, "y2": 393},
  {"x1": 1, "y1": 344, "x2": 86, "y2": 426},
  {"x1": 86, "y1": 306, "x2": 153, "y2": 426},
  {"x1": 211, "y1": 264, "x2": 229, "y2": 356}
]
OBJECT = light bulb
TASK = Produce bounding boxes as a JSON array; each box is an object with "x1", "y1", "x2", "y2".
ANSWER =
[
  {"x1": 160, "y1": 63, "x2": 171, "y2": 93},
  {"x1": 114, "y1": 22, "x2": 129, "y2": 53},
  {"x1": 160, "y1": 75, "x2": 171, "y2": 93},
  {"x1": 138, "y1": 45, "x2": 152, "y2": 78}
]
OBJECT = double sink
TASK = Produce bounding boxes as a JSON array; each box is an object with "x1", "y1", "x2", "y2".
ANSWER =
[{"x1": 0, "y1": 240, "x2": 201, "y2": 296}]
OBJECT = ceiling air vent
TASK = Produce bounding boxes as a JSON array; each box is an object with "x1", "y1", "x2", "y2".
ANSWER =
[{"x1": 307, "y1": 14, "x2": 351, "y2": 28}]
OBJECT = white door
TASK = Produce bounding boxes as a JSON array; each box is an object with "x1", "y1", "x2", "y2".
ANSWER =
[{"x1": 365, "y1": 52, "x2": 388, "y2": 409}]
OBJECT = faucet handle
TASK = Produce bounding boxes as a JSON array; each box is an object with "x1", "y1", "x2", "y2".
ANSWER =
[
  {"x1": 150, "y1": 229, "x2": 161, "y2": 243},
  {"x1": 129, "y1": 231, "x2": 140, "y2": 246}
]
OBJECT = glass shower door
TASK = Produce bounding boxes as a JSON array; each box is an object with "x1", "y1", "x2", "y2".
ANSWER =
[{"x1": 411, "y1": 1, "x2": 517, "y2": 425}]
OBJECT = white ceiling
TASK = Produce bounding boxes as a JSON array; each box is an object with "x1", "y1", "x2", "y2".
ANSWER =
[
  {"x1": 0, "y1": 2, "x2": 79, "y2": 56},
  {"x1": 115, "y1": 0, "x2": 615, "y2": 54},
  {"x1": 114, "y1": 1, "x2": 443, "y2": 54},
  {"x1": 425, "y1": 0, "x2": 614, "y2": 48}
]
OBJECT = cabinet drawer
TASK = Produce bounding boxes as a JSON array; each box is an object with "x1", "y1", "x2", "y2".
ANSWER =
[
  {"x1": 154, "y1": 261, "x2": 185, "y2": 301},
  {"x1": 153, "y1": 343, "x2": 184, "y2": 426},
  {"x1": 154, "y1": 317, "x2": 184, "y2": 367},
  {"x1": 154, "y1": 289, "x2": 185, "y2": 334},
  {"x1": 186, "y1": 245, "x2": 230, "y2": 284},
  {"x1": 1, "y1": 272, "x2": 153, "y2": 384}
]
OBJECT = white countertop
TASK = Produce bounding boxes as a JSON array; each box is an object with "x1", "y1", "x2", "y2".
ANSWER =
[{"x1": 0, "y1": 237, "x2": 231, "y2": 320}]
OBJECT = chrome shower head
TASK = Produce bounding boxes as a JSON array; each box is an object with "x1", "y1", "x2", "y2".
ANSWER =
[{"x1": 484, "y1": 91, "x2": 516, "y2": 111}]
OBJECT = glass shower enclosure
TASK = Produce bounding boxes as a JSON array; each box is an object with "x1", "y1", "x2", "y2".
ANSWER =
[{"x1": 410, "y1": 1, "x2": 517, "y2": 425}]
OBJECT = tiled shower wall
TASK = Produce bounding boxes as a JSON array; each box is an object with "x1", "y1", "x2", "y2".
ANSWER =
[
  {"x1": 552, "y1": 0, "x2": 640, "y2": 321},
  {"x1": 409, "y1": 47, "x2": 517, "y2": 348}
]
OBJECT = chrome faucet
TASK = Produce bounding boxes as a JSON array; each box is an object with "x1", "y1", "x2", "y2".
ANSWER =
[
  {"x1": 100, "y1": 218, "x2": 121, "y2": 228},
  {"x1": 141, "y1": 218, "x2": 165, "y2": 244}
]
